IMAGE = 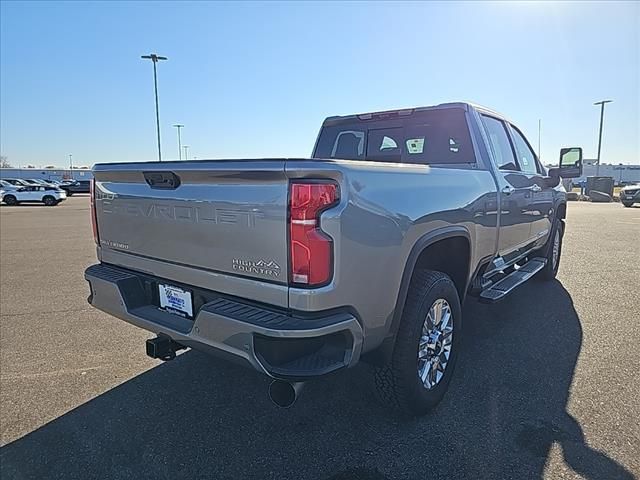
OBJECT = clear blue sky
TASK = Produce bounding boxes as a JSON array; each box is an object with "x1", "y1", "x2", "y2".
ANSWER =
[{"x1": 1, "y1": 1, "x2": 638, "y2": 167}]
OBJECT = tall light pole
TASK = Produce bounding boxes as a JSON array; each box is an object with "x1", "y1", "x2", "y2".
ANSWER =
[
  {"x1": 173, "y1": 124, "x2": 184, "y2": 160},
  {"x1": 141, "y1": 53, "x2": 168, "y2": 161},
  {"x1": 68, "y1": 154, "x2": 73, "y2": 170},
  {"x1": 537, "y1": 119, "x2": 541, "y2": 160},
  {"x1": 593, "y1": 100, "x2": 612, "y2": 176},
  {"x1": 183, "y1": 145, "x2": 190, "y2": 160}
]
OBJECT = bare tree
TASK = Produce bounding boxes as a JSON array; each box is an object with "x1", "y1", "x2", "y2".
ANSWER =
[{"x1": 0, "y1": 156, "x2": 12, "y2": 168}]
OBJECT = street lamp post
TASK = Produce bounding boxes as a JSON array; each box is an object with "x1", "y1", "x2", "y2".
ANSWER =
[
  {"x1": 141, "y1": 53, "x2": 168, "y2": 161},
  {"x1": 593, "y1": 100, "x2": 612, "y2": 176},
  {"x1": 183, "y1": 145, "x2": 190, "y2": 161},
  {"x1": 537, "y1": 119, "x2": 541, "y2": 160},
  {"x1": 69, "y1": 154, "x2": 73, "y2": 170},
  {"x1": 173, "y1": 124, "x2": 184, "y2": 160}
]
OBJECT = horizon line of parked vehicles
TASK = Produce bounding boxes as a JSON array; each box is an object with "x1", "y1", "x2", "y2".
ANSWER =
[
  {"x1": 2, "y1": 174, "x2": 638, "y2": 208},
  {"x1": 0, "y1": 178, "x2": 91, "y2": 206}
]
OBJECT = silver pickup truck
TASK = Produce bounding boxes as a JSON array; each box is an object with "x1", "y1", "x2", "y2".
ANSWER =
[{"x1": 85, "y1": 102, "x2": 583, "y2": 415}]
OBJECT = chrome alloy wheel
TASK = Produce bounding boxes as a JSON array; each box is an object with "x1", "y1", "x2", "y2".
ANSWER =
[
  {"x1": 418, "y1": 298, "x2": 453, "y2": 390},
  {"x1": 552, "y1": 228, "x2": 561, "y2": 270}
]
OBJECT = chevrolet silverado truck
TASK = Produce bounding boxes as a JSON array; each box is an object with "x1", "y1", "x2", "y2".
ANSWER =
[{"x1": 84, "y1": 102, "x2": 583, "y2": 415}]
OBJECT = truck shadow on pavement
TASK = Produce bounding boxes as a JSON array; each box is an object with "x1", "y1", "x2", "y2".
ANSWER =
[{"x1": 0, "y1": 281, "x2": 633, "y2": 480}]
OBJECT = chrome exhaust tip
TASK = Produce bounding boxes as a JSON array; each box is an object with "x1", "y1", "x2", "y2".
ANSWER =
[{"x1": 268, "y1": 380, "x2": 304, "y2": 408}]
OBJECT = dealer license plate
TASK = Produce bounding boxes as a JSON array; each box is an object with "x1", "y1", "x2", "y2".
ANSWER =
[{"x1": 158, "y1": 284, "x2": 193, "y2": 318}]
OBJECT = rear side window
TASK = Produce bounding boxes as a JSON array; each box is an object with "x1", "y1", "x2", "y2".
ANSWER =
[{"x1": 314, "y1": 109, "x2": 475, "y2": 165}]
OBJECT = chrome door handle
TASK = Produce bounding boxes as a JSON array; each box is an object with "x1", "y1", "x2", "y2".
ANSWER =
[
  {"x1": 501, "y1": 186, "x2": 515, "y2": 196},
  {"x1": 530, "y1": 184, "x2": 542, "y2": 192}
]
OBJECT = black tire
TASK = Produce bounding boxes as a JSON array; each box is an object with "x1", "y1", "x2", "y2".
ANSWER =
[
  {"x1": 537, "y1": 219, "x2": 564, "y2": 281},
  {"x1": 622, "y1": 202, "x2": 633, "y2": 208},
  {"x1": 43, "y1": 195, "x2": 56, "y2": 206},
  {"x1": 374, "y1": 270, "x2": 462, "y2": 416},
  {"x1": 3, "y1": 194, "x2": 18, "y2": 206}
]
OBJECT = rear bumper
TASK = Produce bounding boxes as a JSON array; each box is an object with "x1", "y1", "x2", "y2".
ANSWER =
[{"x1": 84, "y1": 263, "x2": 363, "y2": 380}]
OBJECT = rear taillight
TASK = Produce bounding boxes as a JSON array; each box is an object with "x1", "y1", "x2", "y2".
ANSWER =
[
  {"x1": 90, "y1": 178, "x2": 99, "y2": 245},
  {"x1": 289, "y1": 182, "x2": 338, "y2": 286}
]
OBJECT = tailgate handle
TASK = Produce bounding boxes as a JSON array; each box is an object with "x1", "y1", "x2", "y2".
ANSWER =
[{"x1": 143, "y1": 171, "x2": 181, "y2": 190}]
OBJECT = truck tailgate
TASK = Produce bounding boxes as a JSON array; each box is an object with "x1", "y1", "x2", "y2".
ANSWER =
[{"x1": 93, "y1": 160, "x2": 289, "y2": 298}]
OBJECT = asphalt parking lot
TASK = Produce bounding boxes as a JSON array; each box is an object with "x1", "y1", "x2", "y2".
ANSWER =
[{"x1": 0, "y1": 197, "x2": 638, "y2": 480}]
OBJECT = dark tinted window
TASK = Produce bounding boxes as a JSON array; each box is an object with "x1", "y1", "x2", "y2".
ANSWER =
[
  {"x1": 367, "y1": 127, "x2": 403, "y2": 162},
  {"x1": 314, "y1": 109, "x2": 475, "y2": 164}
]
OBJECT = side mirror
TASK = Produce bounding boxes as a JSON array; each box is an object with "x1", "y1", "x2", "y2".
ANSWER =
[{"x1": 549, "y1": 147, "x2": 583, "y2": 179}]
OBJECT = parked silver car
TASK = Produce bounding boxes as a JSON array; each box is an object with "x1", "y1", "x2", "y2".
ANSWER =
[{"x1": 620, "y1": 183, "x2": 640, "y2": 207}]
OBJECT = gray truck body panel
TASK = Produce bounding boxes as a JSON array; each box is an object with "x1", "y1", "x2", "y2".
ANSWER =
[{"x1": 85, "y1": 102, "x2": 566, "y2": 378}]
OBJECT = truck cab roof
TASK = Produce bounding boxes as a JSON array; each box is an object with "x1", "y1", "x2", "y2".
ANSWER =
[{"x1": 322, "y1": 102, "x2": 508, "y2": 126}]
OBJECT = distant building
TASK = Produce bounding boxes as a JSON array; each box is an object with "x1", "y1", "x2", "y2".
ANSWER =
[
  {"x1": 0, "y1": 167, "x2": 93, "y2": 182},
  {"x1": 579, "y1": 162, "x2": 640, "y2": 185},
  {"x1": 545, "y1": 161, "x2": 640, "y2": 185}
]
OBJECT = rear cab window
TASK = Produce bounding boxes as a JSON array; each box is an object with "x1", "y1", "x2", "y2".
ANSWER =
[{"x1": 313, "y1": 108, "x2": 476, "y2": 165}]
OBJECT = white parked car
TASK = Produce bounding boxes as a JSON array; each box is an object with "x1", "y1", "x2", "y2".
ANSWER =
[
  {"x1": 1, "y1": 178, "x2": 30, "y2": 187},
  {"x1": 1, "y1": 185, "x2": 67, "y2": 206},
  {"x1": 27, "y1": 178, "x2": 58, "y2": 188},
  {"x1": 0, "y1": 179, "x2": 19, "y2": 191}
]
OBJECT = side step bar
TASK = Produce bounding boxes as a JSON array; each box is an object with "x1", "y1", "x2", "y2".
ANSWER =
[{"x1": 479, "y1": 257, "x2": 546, "y2": 303}]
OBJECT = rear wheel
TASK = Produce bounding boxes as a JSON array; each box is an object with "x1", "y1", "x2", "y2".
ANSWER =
[
  {"x1": 3, "y1": 195, "x2": 18, "y2": 206},
  {"x1": 374, "y1": 270, "x2": 461, "y2": 416},
  {"x1": 622, "y1": 202, "x2": 633, "y2": 208},
  {"x1": 43, "y1": 195, "x2": 57, "y2": 206}
]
